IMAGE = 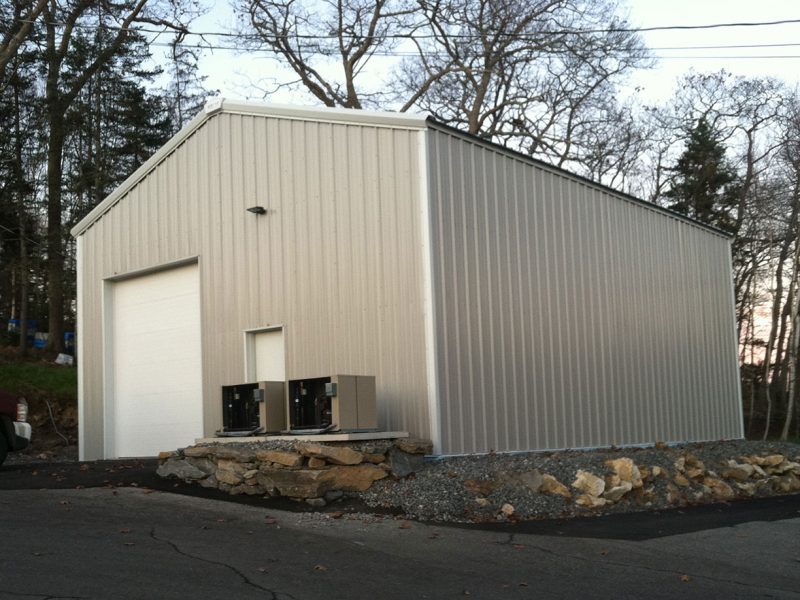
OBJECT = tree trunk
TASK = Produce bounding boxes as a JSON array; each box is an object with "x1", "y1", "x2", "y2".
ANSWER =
[
  {"x1": 761, "y1": 186, "x2": 800, "y2": 439},
  {"x1": 771, "y1": 196, "x2": 800, "y2": 415},
  {"x1": 18, "y1": 212, "x2": 28, "y2": 357},
  {"x1": 747, "y1": 376, "x2": 755, "y2": 437},
  {"x1": 781, "y1": 304, "x2": 799, "y2": 440},
  {"x1": 772, "y1": 291, "x2": 792, "y2": 389},
  {"x1": 11, "y1": 67, "x2": 28, "y2": 356},
  {"x1": 780, "y1": 236, "x2": 800, "y2": 440},
  {"x1": 46, "y1": 110, "x2": 66, "y2": 353}
]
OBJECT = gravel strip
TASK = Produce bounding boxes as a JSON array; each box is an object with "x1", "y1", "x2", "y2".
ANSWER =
[{"x1": 359, "y1": 440, "x2": 800, "y2": 523}]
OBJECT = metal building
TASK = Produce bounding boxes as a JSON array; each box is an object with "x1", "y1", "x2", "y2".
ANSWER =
[{"x1": 72, "y1": 99, "x2": 743, "y2": 460}]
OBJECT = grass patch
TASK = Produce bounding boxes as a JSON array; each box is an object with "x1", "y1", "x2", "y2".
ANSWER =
[
  {"x1": 0, "y1": 359, "x2": 78, "y2": 448},
  {"x1": 0, "y1": 363, "x2": 77, "y2": 401}
]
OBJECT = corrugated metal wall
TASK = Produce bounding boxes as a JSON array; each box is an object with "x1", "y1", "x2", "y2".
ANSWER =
[
  {"x1": 78, "y1": 112, "x2": 430, "y2": 459},
  {"x1": 426, "y1": 126, "x2": 743, "y2": 455}
]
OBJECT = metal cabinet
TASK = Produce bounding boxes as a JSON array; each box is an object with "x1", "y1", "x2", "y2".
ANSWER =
[{"x1": 287, "y1": 375, "x2": 377, "y2": 432}]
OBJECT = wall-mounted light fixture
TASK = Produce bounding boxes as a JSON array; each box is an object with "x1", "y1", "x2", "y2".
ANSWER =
[{"x1": 246, "y1": 206, "x2": 267, "y2": 215}]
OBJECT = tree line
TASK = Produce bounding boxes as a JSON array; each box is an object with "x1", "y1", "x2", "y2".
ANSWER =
[
  {"x1": 1, "y1": 0, "x2": 797, "y2": 439},
  {"x1": 0, "y1": 0, "x2": 209, "y2": 356}
]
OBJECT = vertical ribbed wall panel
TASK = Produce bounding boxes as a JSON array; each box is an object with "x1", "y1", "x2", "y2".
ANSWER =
[
  {"x1": 78, "y1": 112, "x2": 743, "y2": 460},
  {"x1": 427, "y1": 127, "x2": 743, "y2": 455},
  {"x1": 77, "y1": 113, "x2": 430, "y2": 458},
  {"x1": 79, "y1": 232, "x2": 100, "y2": 459}
]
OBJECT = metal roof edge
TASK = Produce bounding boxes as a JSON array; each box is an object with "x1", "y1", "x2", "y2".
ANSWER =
[
  {"x1": 71, "y1": 99, "x2": 429, "y2": 237},
  {"x1": 424, "y1": 117, "x2": 732, "y2": 240},
  {"x1": 73, "y1": 101, "x2": 723, "y2": 240},
  {"x1": 213, "y1": 98, "x2": 429, "y2": 130}
]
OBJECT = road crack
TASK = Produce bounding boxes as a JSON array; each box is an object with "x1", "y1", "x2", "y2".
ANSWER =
[
  {"x1": 149, "y1": 527, "x2": 297, "y2": 600},
  {"x1": 492, "y1": 533, "x2": 516, "y2": 546},
  {"x1": 0, "y1": 590, "x2": 84, "y2": 600}
]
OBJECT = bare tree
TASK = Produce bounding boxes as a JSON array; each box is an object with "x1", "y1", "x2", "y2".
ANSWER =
[
  {"x1": 0, "y1": 0, "x2": 48, "y2": 87},
  {"x1": 760, "y1": 185, "x2": 799, "y2": 439},
  {"x1": 781, "y1": 244, "x2": 799, "y2": 439},
  {"x1": 571, "y1": 95, "x2": 649, "y2": 192},
  {"x1": 777, "y1": 98, "x2": 800, "y2": 439},
  {"x1": 235, "y1": 0, "x2": 650, "y2": 179},
  {"x1": 395, "y1": 0, "x2": 650, "y2": 174},
  {"x1": 395, "y1": 0, "x2": 565, "y2": 135},
  {"x1": 238, "y1": 0, "x2": 417, "y2": 108}
]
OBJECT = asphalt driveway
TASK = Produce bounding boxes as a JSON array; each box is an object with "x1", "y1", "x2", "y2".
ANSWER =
[
  {"x1": 2, "y1": 458, "x2": 800, "y2": 540},
  {"x1": 1, "y1": 486, "x2": 799, "y2": 599}
]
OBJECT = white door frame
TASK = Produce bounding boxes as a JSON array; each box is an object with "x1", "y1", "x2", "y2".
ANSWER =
[{"x1": 243, "y1": 325, "x2": 285, "y2": 383}]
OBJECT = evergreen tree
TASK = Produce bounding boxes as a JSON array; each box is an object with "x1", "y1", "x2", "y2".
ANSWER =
[
  {"x1": 165, "y1": 36, "x2": 211, "y2": 130},
  {"x1": 0, "y1": 1, "x2": 203, "y2": 349},
  {"x1": 37, "y1": 1, "x2": 196, "y2": 351},
  {"x1": 664, "y1": 118, "x2": 739, "y2": 232},
  {"x1": 0, "y1": 50, "x2": 43, "y2": 345},
  {"x1": 57, "y1": 28, "x2": 175, "y2": 331},
  {"x1": 63, "y1": 28, "x2": 173, "y2": 226}
]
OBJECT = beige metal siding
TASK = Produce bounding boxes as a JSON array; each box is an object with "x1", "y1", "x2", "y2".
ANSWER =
[
  {"x1": 427, "y1": 127, "x2": 743, "y2": 455},
  {"x1": 77, "y1": 113, "x2": 430, "y2": 459}
]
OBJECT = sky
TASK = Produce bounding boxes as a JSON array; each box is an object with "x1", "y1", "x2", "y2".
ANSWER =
[
  {"x1": 186, "y1": 0, "x2": 800, "y2": 107},
  {"x1": 623, "y1": 0, "x2": 800, "y2": 103}
]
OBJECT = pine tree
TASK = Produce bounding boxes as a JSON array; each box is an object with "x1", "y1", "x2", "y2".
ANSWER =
[
  {"x1": 57, "y1": 29, "x2": 175, "y2": 332},
  {"x1": 166, "y1": 36, "x2": 211, "y2": 131},
  {"x1": 0, "y1": 49, "x2": 42, "y2": 348},
  {"x1": 1, "y1": 2, "x2": 200, "y2": 349},
  {"x1": 664, "y1": 118, "x2": 739, "y2": 232},
  {"x1": 63, "y1": 28, "x2": 173, "y2": 225}
]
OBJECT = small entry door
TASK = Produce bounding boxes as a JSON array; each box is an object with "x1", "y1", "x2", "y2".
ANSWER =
[
  {"x1": 247, "y1": 328, "x2": 285, "y2": 382},
  {"x1": 245, "y1": 328, "x2": 287, "y2": 430}
]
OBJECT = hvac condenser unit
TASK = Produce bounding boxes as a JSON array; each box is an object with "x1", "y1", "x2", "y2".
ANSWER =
[
  {"x1": 287, "y1": 375, "x2": 377, "y2": 432},
  {"x1": 220, "y1": 381, "x2": 286, "y2": 434}
]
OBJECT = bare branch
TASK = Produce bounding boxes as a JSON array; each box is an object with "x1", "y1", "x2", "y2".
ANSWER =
[{"x1": 0, "y1": 0, "x2": 49, "y2": 86}]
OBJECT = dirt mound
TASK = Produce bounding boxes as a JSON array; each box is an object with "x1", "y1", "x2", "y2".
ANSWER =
[{"x1": 0, "y1": 347, "x2": 78, "y2": 458}]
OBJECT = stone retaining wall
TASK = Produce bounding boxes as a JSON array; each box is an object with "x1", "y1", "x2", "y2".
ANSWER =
[
  {"x1": 157, "y1": 438, "x2": 432, "y2": 506},
  {"x1": 158, "y1": 440, "x2": 800, "y2": 520}
]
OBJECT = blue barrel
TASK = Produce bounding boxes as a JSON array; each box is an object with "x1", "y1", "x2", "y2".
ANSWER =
[
  {"x1": 7, "y1": 319, "x2": 37, "y2": 344},
  {"x1": 64, "y1": 332, "x2": 75, "y2": 353},
  {"x1": 33, "y1": 332, "x2": 48, "y2": 349}
]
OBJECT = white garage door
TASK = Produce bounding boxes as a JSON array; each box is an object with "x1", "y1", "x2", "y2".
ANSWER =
[{"x1": 111, "y1": 264, "x2": 202, "y2": 458}]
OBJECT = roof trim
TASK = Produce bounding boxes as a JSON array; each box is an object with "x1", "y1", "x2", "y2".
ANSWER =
[
  {"x1": 71, "y1": 99, "x2": 428, "y2": 237},
  {"x1": 207, "y1": 98, "x2": 429, "y2": 129},
  {"x1": 72, "y1": 98, "x2": 729, "y2": 240},
  {"x1": 425, "y1": 118, "x2": 732, "y2": 240}
]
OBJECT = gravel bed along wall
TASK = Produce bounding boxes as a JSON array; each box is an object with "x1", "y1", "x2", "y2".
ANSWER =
[
  {"x1": 156, "y1": 437, "x2": 800, "y2": 523},
  {"x1": 359, "y1": 439, "x2": 800, "y2": 522}
]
